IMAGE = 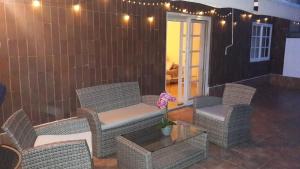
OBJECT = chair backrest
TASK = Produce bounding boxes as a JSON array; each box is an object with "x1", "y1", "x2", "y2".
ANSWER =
[
  {"x1": 76, "y1": 82, "x2": 141, "y2": 112},
  {"x1": 222, "y1": 83, "x2": 256, "y2": 106},
  {"x1": 1, "y1": 109, "x2": 37, "y2": 151}
]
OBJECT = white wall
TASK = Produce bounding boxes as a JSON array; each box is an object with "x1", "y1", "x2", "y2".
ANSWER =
[{"x1": 283, "y1": 38, "x2": 300, "y2": 78}]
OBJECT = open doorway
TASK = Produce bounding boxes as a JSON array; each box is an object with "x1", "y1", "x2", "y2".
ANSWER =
[{"x1": 165, "y1": 13, "x2": 211, "y2": 109}]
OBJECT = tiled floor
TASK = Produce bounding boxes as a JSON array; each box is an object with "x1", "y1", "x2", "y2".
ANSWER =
[{"x1": 94, "y1": 85, "x2": 300, "y2": 169}]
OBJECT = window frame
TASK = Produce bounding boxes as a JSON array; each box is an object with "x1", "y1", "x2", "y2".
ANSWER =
[{"x1": 250, "y1": 22, "x2": 273, "y2": 63}]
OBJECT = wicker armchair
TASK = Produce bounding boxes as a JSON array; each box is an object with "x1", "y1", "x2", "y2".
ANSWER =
[
  {"x1": 193, "y1": 83, "x2": 256, "y2": 148},
  {"x1": 1, "y1": 109, "x2": 93, "y2": 169},
  {"x1": 76, "y1": 82, "x2": 164, "y2": 157}
]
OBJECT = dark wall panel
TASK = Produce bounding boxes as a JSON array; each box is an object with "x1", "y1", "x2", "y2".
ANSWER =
[
  {"x1": 0, "y1": 0, "x2": 166, "y2": 125},
  {"x1": 0, "y1": 0, "x2": 288, "y2": 126}
]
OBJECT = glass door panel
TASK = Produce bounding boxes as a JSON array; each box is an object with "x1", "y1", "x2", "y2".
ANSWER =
[
  {"x1": 191, "y1": 52, "x2": 200, "y2": 66},
  {"x1": 188, "y1": 21, "x2": 206, "y2": 99},
  {"x1": 178, "y1": 22, "x2": 187, "y2": 104}
]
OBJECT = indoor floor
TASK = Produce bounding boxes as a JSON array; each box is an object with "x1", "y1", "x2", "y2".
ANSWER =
[
  {"x1": 94, "y1": 84, "x2": 300, "y2": 169},
  {"x1": 166, "y1": 83, "x2": 200, "y2": 109}
]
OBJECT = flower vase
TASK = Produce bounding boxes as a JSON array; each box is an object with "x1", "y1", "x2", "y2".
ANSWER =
[{"x1": 161, "y1": 125, "x2": 172, "y2": 136}]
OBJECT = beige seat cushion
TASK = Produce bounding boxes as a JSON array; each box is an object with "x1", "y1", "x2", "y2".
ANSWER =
[
  {"x1": 34, "y1": 132, "x2": 92, "y2": 156},
  {"x1": 99, "y1": 103, "x2": 162, "y2": 130},
  {"x1": 196, "y1": 105, "x2": 231, "y2": 121}
]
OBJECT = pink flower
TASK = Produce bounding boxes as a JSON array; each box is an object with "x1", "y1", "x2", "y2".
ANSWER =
[{"x1": 157, "y1": 92, "x2": 176, "y2": 109}]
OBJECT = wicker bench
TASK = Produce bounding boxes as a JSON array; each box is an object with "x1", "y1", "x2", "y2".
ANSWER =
[{"x1": 76, "y1": 82, "x2": 164, "y2": 157}]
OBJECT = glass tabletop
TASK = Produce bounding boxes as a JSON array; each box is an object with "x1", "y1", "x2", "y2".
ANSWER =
[{"x1": 121, "y1": 121, "x2": 206, "y2": 152}]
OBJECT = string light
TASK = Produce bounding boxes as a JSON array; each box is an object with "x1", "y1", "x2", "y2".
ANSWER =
[
  {"x1": 220, "y1": 20, "x2": 226, "y2": 26},
  {"x1": 293, "y1": 21, "x2": 300, "y2": 25},
  {"x1": 32, "y1": 0, "x2": 41, "y2": 7},
  {"x1": 123, "y1": 14, "x2": 130, "y2": 22},
  {"x1": 164, "y1": 2, "x2": 170, "y2": 10},
  {"x1": 210, "y1": 9, "x2": 216, "y2": 15},
  {"x1": 73, "y1": 4, "x2": 81, "y2": 12},
  {"x1": 197, "y1": 11, "x2": 204, "y2": 15},
  {"x1": 121, "y1": 0, "x2": 232, "y2": 19},
  {"x1": 147, "y1": 16, "x2": 154, "y2": 23},
  {"x1": 241, "y1": 14, "x2": 247, "y2": 19},
  {"x1": 120, "y1": 0, "x2": 274, "y2": 28}
]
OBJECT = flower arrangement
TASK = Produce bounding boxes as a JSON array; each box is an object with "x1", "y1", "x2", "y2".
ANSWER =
[{"x1": 157, "y1": 92, "x2": 176, "y2": 129}]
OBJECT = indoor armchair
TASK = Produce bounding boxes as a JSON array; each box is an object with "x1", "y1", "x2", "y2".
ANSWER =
[{"x1": 193, "y1": 83, "x2": 256, "y2": 148}]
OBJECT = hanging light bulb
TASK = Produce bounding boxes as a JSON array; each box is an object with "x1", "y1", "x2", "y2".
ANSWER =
[
  {"x1": 264, "y1": 17, "x2": 269, "y2": 22},
  {"x1": 123, "y1": 14, "x2": 130, "y2": 22},
  {"x1": 73, "y1": 4, "x2": 81, "y2": 12},
  {"x1": 210, "y1": 9, "x2": 216, "y2": 14},
  {"x1": 147, "y1": 16, "x2": 154, "y2": 23},
  {"x1": 248, "y1": 14, "x2": 253, "y2": 19},
  {"x1": 182, "y1": 9, "x2": 188, "y2": 13},
  {"x1": 32, "y1": 0, "x2": 41, "y2": 7},
  {"x1": 197, "y1": 11, "x2": 204, "y2": 15},
  {"x1": 220, "y1": 20, "x2": 226, "y2": 26},
  {"x1": 241, "y1": 14, "x2": 247, "y2": 19},
  {"x1": 164, "y1": 2, "x2": 170, "y2": 10},
  {"x1": 256, "y1": 19, "x2": 261, "y2": 23},
  {"x1": 234, "y1": 22, "x2": 238, "y2": 26}
]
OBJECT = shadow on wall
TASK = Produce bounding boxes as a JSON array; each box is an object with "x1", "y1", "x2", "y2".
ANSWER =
[{"x1": 0, "y1": 83, "x2": 6, "y2": 106}]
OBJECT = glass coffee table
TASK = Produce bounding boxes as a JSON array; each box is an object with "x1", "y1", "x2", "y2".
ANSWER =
[{"x1": 116, "y1": 121, "x2": 207, "y2": 169}]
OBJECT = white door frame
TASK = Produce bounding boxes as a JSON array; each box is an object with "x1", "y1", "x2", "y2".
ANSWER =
[{"x1": 165, "y1": 12, "x2": 212, "y2": 106}]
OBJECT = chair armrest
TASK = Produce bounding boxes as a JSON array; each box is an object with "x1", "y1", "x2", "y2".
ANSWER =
[
  {"x1": 22, "y1": 140, "x2": 93, "y2": 169},
  {"x1": 142, "y1": 95, "x2": 159, "y2": 106},
  {"x1": 193, "y1": 96, "x2": 222, "y2": 109},
  {"x1": 225, "y1": 104, "x2": 253, "y2": 127},
  {"x1": 34, "y1": 118, "x2": 90, "y2": 136},
  {"x1": 77, "y1": 108, "x2": 102, "y2": 157}
]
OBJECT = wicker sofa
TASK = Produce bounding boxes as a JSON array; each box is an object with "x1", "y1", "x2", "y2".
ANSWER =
[
  {"x1": 76, "y1": 81, "x2": 164, "y2": 157},
  {"x1": 1, "y1": 109, "x2": 93, "y2": 169},
  {"x1": 193, "y1": 83, "x2": 256, "y2": 148}
]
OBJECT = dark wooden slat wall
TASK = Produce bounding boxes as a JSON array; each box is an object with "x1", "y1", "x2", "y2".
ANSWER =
[
  {"x1": 0, "y1": 0, "x2": 288, "y2": 126},
  {"x1": 0, "y1": 0, "x2": 166, "y2": 126}
]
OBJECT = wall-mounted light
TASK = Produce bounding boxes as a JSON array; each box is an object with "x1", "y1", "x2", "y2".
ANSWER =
[
  {"x1": 234, "y1": 22, "x2": 237, "y2": 26},
  {"x1": 123, "y1": 14, "x2": 130, "y2": 22},
  {"x1": 220, "y1": 20, "x2": 226, "y2": 26},
  {"x1": 164, "y1": 3, "x2": 170, "y2": 10},
  {"x1": 147, "y1": 16, "x2": 154, "y2": 23},
  {"x1": 256, "y1": 19, "x2": 261, "y2": 23},
  {"x1": 32, "y1": 0, "x2": 41, "y2": 8},
  {"x1": 73, "y1": 4, "x2": 81, "y2": 12},
  {"x1": 264, "y1": 17, "x2": 268, "y2": 22},
  {"x1": 248, "y1": 14, "x2": 253, "y2": 19}
]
